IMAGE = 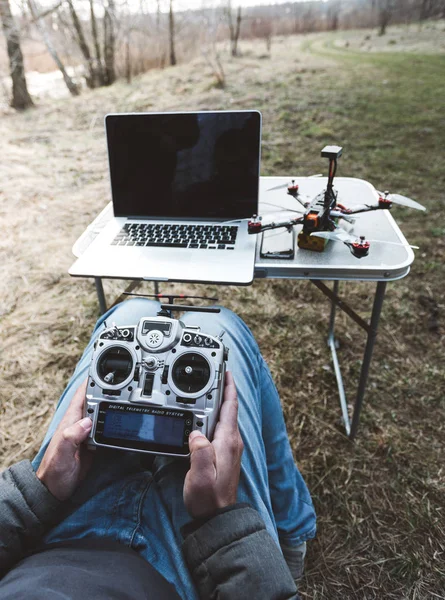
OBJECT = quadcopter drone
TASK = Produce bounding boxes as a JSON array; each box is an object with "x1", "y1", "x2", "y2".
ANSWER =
[{"x1": 248, "y1": 146, "x2": 425, "y2": 258}]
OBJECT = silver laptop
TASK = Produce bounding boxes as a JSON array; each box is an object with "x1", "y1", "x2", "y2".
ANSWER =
[{"x1": 69, "y1": 110, "x2": 261, "y2": 285}]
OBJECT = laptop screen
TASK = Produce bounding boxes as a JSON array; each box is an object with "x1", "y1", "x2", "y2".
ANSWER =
[{"x1": 105, "y1": 111, "x2": 261, "y2": 220}]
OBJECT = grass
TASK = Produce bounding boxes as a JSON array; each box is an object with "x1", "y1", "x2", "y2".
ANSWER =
[{"x1": 1, "y1": 25, "x2": 444, "y2": 599}]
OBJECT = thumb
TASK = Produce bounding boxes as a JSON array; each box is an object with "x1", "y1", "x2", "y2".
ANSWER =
[
  {"x1": 61, "y1": 418, "x2": 93, "y2": 451},
  {"x1": 188, "y1": 432, "x2": 216, "y2": 478}
]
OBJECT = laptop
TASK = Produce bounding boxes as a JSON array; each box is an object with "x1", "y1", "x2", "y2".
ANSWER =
[{"x1": 69, "y1": 110, "x2": 261, "y2": 285}]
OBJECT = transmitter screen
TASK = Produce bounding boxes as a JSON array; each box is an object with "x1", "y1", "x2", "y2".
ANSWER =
[
  {"x1": 103, "y1": 410, "x2": 184, "y2": 447},
  {"x1": 142, "y1": 321, "x2": 172, "y2": 335}
]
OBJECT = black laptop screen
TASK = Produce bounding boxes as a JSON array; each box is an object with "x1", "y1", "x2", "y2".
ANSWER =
[{"x1": 105, "y1": 111, "x2": 261, "y2": 220}]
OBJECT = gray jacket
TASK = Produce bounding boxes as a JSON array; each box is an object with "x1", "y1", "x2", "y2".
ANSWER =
[{"x1": 0, "y1": 460, "x2": 299, "y2": 599}]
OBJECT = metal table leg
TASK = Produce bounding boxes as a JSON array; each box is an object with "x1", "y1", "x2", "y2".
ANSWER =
[
  {"x1": 94, "y1": 277, "x2": 107, "y2": 314},
  {"x1": 312, "y1": 279, "x2": 387, "y2": 439},
  {"x1": 327, "y1": 281, "x2": 351, "y2": 436},
  {"x1": 349, "y1": 280, "x2": 387, "y2": 440}
]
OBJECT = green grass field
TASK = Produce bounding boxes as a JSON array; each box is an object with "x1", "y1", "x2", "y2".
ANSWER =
[{"x1": 1, "y1": 24, "x2": 444, "y2": 599}]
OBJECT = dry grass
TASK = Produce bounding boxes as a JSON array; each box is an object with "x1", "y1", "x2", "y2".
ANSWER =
[{"x1": 1, "y1": 26, "x2": 444, "y2": 599}]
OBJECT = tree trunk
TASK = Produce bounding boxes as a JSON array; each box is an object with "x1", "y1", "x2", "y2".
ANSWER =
[
  {"x1": 27, "y1": 0, "x2": 80, "y2": 96},
  {"x1": 227, "y1": 2, "x2": 242, "y2": 57},
  {"x1": 378, "y1": 7, "x2": 391, "y2": 34},
  {"x1": 66, "y1": 0, "x2": 98, "y2": 88},
  {"x1": 0, "y1": 0, "x2": 34, "y2": 109},
  {"x1": 125, "y1": 31, "x2": 131, "y2": 84},
  {"x1": 233, "y1": 6, "x2": 241, "y2": 56},
  {"x1": 103, "y1": 0, "x2": 116, "y2": 85},
  {"x1": 169, "y1": 0, "x2": 176, "y2": 66},
  {"x1": 419, "y1": 0, "x2": 433, "y2": 21},
  {"x1": 89, "y1": 0, "x2": 105, "y2": 85}
]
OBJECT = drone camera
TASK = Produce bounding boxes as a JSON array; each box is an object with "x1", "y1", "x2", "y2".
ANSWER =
[{"x1": 321, "y1": 145, "x2": 343, "y2": 160}]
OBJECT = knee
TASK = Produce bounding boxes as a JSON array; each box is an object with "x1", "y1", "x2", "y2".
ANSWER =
[
  {"x1": 196, "y1": 306, "x2": 247, "y2": 335},
  {"x1": 219, "y1": 306, "x2": 252, "y2": 333},
  {"x1": 213, "y1": 306, "x2": 258, "y2": 350},
  {"x1": 215, "y1": 305, "x2": 240, "y2": 326}
]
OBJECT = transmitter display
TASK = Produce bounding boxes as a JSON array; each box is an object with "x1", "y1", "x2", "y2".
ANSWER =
[
  {"x1": 142, "y1": 321, "x2": 171, "y2": 336},
  {"x1": 103, "y1": 410, "x2": 184, "y2": 446},
  {"x1": 95, "y1": 402, "x2": 193, "y2": 455}
]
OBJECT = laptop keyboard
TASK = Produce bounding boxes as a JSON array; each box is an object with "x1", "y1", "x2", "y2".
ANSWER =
[{"x1": 111, "y1": 223, "x2": 238, "y2": 250}]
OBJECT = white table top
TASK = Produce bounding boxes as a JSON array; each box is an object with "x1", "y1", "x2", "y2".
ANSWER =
[{"x1": 72, "y1": 177, "x2": 415, "y2": 283}]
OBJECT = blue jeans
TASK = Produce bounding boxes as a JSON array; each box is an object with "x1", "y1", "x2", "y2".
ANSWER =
[{"x1": 33, "y1": 299, "x2": 316, "y2": 600}]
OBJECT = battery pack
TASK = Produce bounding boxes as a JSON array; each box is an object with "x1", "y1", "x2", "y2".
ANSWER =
[{"x1": 297, "y1": 232, "x2": 328, "y2": 252}]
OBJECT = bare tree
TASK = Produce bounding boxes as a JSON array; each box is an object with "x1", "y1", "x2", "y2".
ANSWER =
[
  {"x1": 372, "y1": 0, "x2": 395, "y2": 35},
  {"x1": 250, "y1": 17, "x2": 273, "y2": 54},
  {"x1": 202, "y1": 14, "x2": 225, "y2": 88},
  {"x1": 89, "y1": 0, "x2": 105, "y2": 84},
  {"x1": 156, "y1": 0, "x2": 160, "y2": 31},
  {"x1": 327, "y1": 1, "x2": 341, "y2": 30},
  {"x1": 103, "y1": 0, "x2": 116, "y2": 84},
  {"x1": 418, "y1": 0, "x2": 438, "y2": 20},
  {"x1": 301, "y1": 6, "x2": 316, "y2": 33},
  {"x1": 125, "y1": 29, "x2": 131, "y2": 82},
  {"x1": 168, "y1": 0, "x2": 176, "y2": 65},
  {"x1": 66, "y1": 0, "x2": 99, "y2": 87},
  {"x1": 28, "y1": 0, "x2": 80, "y2": 95},
  {"x1": 226, "y1": 1, "x2": 242, "y2": 57},
  {"x1": 0, "y1": 0, "x2": 34, "y2": 109}
]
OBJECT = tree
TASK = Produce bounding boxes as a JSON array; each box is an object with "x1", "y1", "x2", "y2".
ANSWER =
[
  {"x1": 201, "y1": 11, "x2": 225, "y2": 87},
  {"x1": 372, "y1": 0, "x2": 395, "y2": 35},
  {"x1": 168, "y1": 0, "x2": 176, "y2": 66},
  {"x1": 226, "y1": 1, "x2": 242, "y2": 57},
  {"x1": 89, "y1": 0, "x2": 105, "y2": 84},
  {"x1": 103, "y1": 0, "x2": 116, "y2": 84},
  {"x1": 65, "y1": 0, "x2": 94, "y2": 87},
  {"x1": 27, "y1": 0, "x2": 80, "y2": 96},
  {"x1": 327, "y1": 1, "x2": 341, "y2": 31},
  {"x1": 0, "y1": 0, "x2": 34, "y2": 109},
  {"x1": 418, "y1": 0, "x2": 439, "y2": 21}
]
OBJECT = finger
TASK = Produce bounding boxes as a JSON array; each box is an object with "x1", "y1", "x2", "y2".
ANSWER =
[
  {"x1": 61, "y1": 417, "x2": 93, "y2": 452},
  {"x1": 224, "y1": 371, "x2": 237, "y2": 399},
  {"x1": 213, "y1": 372, "x2": 239, "y2": 441},
  {"x1": 188, "y1": 432, "x2": 216, "y2": 481},
  {"x1": 63, "y1": 379, "x2": 88, "y2": 424}
]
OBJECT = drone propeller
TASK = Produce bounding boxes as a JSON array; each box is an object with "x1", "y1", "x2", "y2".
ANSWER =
[
  {"x1": 267, "y1": 182, "x2": 292, "y2": 192},
  {"x1": 330, "y1": 210, "x2": 355, "y2": 223},
  {"x1": 261, "y1": 202, "x2": 305, "y2": 214},
  {"x1": 376, "y1": 190, "x2": 426, "y2": 211},
  {"x1": 311, "y1": 230, "x2": 419, "y2": 249}
]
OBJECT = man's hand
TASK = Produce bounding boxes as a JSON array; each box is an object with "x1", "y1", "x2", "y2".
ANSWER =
[
  {"x1": 183, "y1": 371, "x2": 244, "y2": 519},
  {"x1": 36, "y1": 380, "x2": 94, "y2": 501}
]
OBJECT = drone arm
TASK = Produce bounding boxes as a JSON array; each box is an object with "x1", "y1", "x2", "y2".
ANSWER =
[
  {"x1": 341, "y1": 204, "x2": 380, "y2": 215},
  {"x1": 248, "y1": 216, "x2": 304, "y2": 234},
  {"x1": 261, "y1": 217, "x2": 304, "y2": 232}
]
